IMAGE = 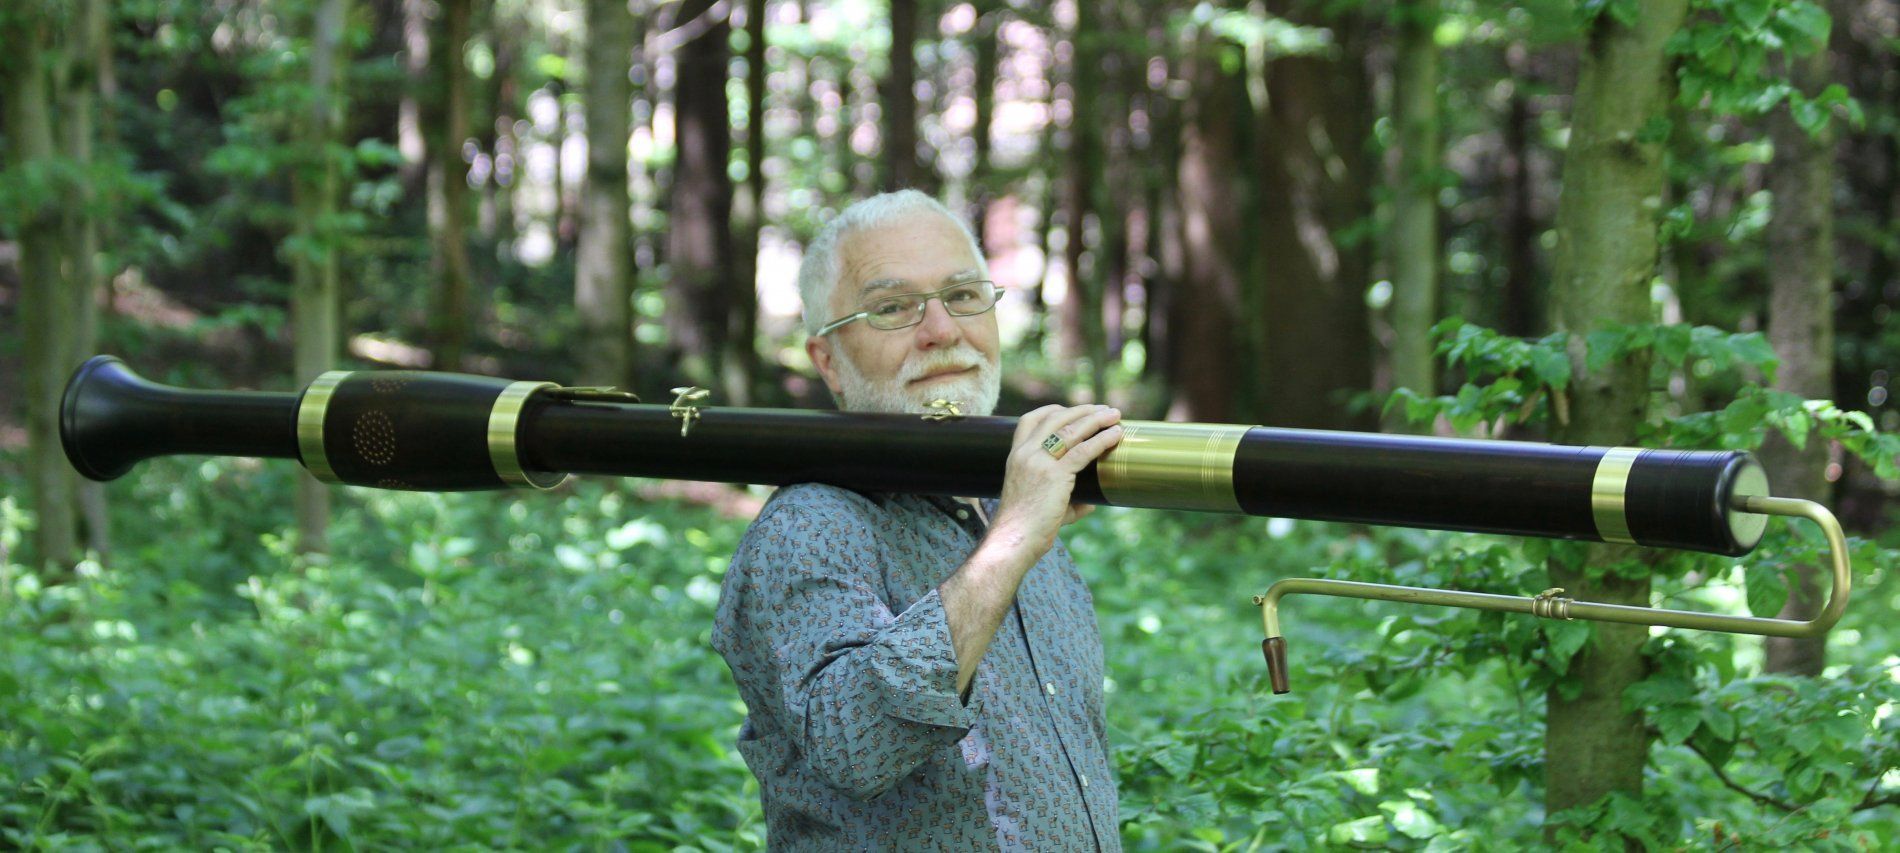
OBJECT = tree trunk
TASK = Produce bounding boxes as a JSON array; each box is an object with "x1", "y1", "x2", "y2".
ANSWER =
[
  {"x1": 1060, "y1": 0, "x2": 1109, "y2": 401},
  {"x1": 1761, "y1": 47, "x2": 1836, "y2": 677},
  {"x1": 291, "y1": 0, "x2": 353, "y2": 554},
  {"x1": 576, "y1": 0, "x2": 636, "y2": 388},
  {"x1": 1544, "y1": 0, "x2": 1690, "y2": 825},
  {"x1": 967, "y1": 1, "x2": 999, "y2": 245},
  {"x1": 6, "y1": 10, "x2": 82, "y2": 574},
  {"x1": 1388, "y1": 0, "x2": 1442, "y2": 422},
  {"x1": 727, "y1": 0, "x2": 768, "y2": 406},
  {"x1": 665, "y1": 0, "x2": 734, "y2": 387},
  {"x1": 1500, "y1": 43, "x2": 1542, "y2": 337},
  {"x1": 880, "y1": 0, "x2": 918, "y2": 189},
  {"x1": 1254, "y1": 1, "x2": 1376, "y2": 431},
  {"x1": 62, "y1": 0, "x2": 112, "y2": 560},
  {"x1": 1166, "y1": 33, "x2": 1245, "y2": 423},
  {"x1": 429, "y1": 0, "x2": 476, "y2": 370}
]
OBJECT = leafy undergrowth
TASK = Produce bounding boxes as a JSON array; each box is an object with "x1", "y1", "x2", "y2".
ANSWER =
[{"x1": 2, "y1": 457, "x2": 1897, "y2": 850}]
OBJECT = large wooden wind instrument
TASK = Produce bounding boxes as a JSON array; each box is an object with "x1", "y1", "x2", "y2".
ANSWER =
[{"x1": 61, "y1": 356, "x2": 1853, "y2": 692}]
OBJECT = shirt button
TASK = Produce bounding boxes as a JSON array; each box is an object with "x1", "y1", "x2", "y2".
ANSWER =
[
  {"x1": 1079, "y1": 773, "x2": 1090, "y2": 787},
  {"x1": 956, "y1": 509, "x2": 969, "y2": 520},
  {"x1": 1044, "y1": 682, "x2": 1056, "y2": 696}
]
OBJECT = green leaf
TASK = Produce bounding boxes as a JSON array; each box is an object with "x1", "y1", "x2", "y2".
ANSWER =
[
  {"x1": 1777, "y1": 2, "x2": 1832, "y2": 47},
  {"x1": 1656, "y1": 705, "x2": 1701, "y2": 745},
  {"x1": 1745, "y1": 563, "x2": 1789, "y2": 618}
]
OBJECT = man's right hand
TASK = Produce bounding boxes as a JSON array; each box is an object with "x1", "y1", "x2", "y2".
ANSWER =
[{"x1": 990, "y1": 404, "x2": 1124, "y2": 556}]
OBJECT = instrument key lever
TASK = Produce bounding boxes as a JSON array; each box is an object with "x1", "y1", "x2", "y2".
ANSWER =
[{"x1": 669, "y1": 386, "x2": 710, "y2": 437}]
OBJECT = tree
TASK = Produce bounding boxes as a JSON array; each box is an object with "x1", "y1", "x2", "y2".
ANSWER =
[
  {"x1": 1544, "y1": 0, "x2": 1691, "y2": 821},
  {"x1": 1254, "y1": 1, "x2": 1376, "y2": 431},
  {"x1": 428, "y1": 0, "x2": 477, "y2": 370},
  {"x1": 576, "y1": 0, "x2": 636, "y2": 388},
  {"x1": 1167, "y1": 31, "x2": 1246, "y2": 423},
  {"x1": 3, "y1": 0, "x2": 116, "y2": 571},
  {"x1": 290, "y1": 0, "x2": 353, "y2": 554},
  {"x1": 1761, "y1": 45, "x2": 1837, "y2": 677},
  {"x1": 880, "y1": 0, "x2": 919, "y2": 189},
  {"x1": 1388, "y1": 0, "x2": 1442, "y2": 424},
  {"x1": 665, "y1": 0, "x2": 735, "y2": 387},
  {"x1": 728, "y1": 0, "x2": 768, "y2": 405},
  {"x1": 1059, "y1": 0, "x2": 1109, "y2": 402}
]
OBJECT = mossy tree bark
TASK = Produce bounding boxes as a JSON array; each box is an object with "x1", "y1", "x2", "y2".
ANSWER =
[
  {"x1": 428, "y1": 0, "x2": 476, "y2": 370},
  {"x1": 1388, "y1": 0, "x2": 1442, "y2": 428},
  {"x1": 1543, "y1": 0, "x2": 1690, "y2": 825},
  {"x1": 4, "y1": 6, "x2": 83, "y2": 574}
]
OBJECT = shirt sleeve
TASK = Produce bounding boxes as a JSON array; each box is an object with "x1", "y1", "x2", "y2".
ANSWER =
[{"x1": 734, "y1": 500, "x2": 982, "y2": 800}]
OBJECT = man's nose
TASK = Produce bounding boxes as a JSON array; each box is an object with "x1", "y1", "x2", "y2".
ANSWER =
[{"x1": 913, "y1": 297, "x2": 961, "y2": 348}]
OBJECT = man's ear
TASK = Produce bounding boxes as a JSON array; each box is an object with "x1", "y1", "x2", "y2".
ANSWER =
[{"x1": 807, "y1": 336, "x2": 844, "y2": 396}]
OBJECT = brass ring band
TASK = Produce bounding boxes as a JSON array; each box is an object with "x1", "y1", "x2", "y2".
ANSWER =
[
  {"x1": 488, "y1": 381, "x2": 567, "y2": 490},
  {"x1": 297, "y1": 371, "x2": 351, "y2": 485},
  {"x1": 1097, "y1": 422, "x2": 1249, "y2": 513},
  {"x1": 1590, "y1": 447, "x2": 1643, "y2": 545}
]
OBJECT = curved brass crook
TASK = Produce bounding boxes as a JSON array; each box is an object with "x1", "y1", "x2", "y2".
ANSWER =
[{"x1": 1252, "y1": 495, "x2": 1850, "y2": 694}]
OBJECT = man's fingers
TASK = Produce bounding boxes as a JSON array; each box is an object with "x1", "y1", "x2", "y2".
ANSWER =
[
  {"x1": 1013, "y1": 403, "x2": 1067, "y2": 445},
  {"x1": 1046, "y1": 407, "x2": 1120, "y2": 459},
  {"x1": 1063, "y1": 422, "x2": 1124, "y2": 470}
]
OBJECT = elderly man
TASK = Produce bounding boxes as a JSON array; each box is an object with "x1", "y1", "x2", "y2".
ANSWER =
[{"x1": 711, "y1": 190, "x2": 1125, "y2": 850}]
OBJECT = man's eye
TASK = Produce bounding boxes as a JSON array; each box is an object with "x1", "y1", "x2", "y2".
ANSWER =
[
  {"x1": 945, "y1": 286, "x2": 979, "y2": 303},
  {"x1": 873, "y1": 300, "x2": 913, "y2": 317}
]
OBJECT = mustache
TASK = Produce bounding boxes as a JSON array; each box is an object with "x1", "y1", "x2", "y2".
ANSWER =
[{"x1": 900, "y1": 348, "x2": 988, "y2": 383}]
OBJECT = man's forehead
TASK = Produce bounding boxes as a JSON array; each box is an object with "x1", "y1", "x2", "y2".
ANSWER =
[{"x1": 836, "y1": 212, "x2": 983, "y2": 300}]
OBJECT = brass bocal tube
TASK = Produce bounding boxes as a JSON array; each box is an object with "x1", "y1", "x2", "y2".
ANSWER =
[{"x1": 1253, "y1": 495, "x2": 1850, "y2": 694}]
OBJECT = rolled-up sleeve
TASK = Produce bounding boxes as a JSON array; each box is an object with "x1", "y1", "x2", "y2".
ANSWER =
[{"x1": 734, "y1": 502, "x2": 981, "y2": 800}]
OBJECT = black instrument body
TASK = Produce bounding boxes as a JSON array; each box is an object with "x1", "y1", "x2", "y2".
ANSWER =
[{"x1": 61, "y1": 356, "x2": 1770, "y2": 556}]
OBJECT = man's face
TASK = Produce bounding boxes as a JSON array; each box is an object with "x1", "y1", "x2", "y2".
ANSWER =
[{"x1": 807, "y1": 211, "x2": 1003, "y2": 415}]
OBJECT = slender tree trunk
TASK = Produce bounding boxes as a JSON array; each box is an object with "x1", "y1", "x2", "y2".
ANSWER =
[
  {"x1": 291, "y1": 0, "x2": 352, "y2": 554},
  {"x1": 1255, "y1": 0, "x2": 1376, "y2": 430},
  {"x1": 727, "y1": 0, "x2": 768, "y2": 405},
  {"x1": 665, "y1": 0, "x2": 734, "y2": 387},
  {"x1": 1762, "y1": 47, "x2": 1836, "y2": 676},
  {"x1": 1544, "y1": 0, "x2": 1690, "y2": 826},
  {"x1": 1060, "y1": 0, "x2": 1109, "y2": 401},
  {"x1": 967, "y1": 1, "x2": 999, "y2": 245},
  {"x1": 62, "y1": 0, "x2": 112, "y2": 559},
  {"x1": 429, "y1": 0, "x2": 475, "y2": 369},
  {"x1": 1166, "y1": 33, "x2": 1245, "y2": 423},
  {"x1": 880, "y1": 0, "x2": 918, "y2": 189},
  {"x1": 6, "y1": 10, "x2": 81, "y2": 574},
  {"x1": 1500, "y1": 43, "x2": 1541, "y2": 337},
  {"x1": 576, "y1": 0, "x2": 636, "y2": 388},
  {"x1": 1388, "y1": 0, "x2": 1442, "y2": 421}
]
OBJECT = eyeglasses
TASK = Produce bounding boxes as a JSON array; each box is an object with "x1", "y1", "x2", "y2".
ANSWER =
[{"x1": 815, "y1": 280, "x2": 1003, "y2": 336}]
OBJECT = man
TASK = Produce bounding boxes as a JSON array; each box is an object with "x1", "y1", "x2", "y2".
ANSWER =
[{"x1": 712, "y1": 190, "x2": 1125, "y2": 850}]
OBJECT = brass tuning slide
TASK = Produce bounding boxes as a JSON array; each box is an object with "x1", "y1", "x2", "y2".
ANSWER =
[{"x1": 1252, "y1": 495, "x2": 1850, "y2": 695}]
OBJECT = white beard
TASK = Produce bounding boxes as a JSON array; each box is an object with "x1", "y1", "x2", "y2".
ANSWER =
[{"x1": 832, "y1": 342, "x2": 1001, "y2": 416}]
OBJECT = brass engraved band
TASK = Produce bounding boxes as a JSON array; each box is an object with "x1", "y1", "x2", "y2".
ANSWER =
[
  {"x1": 1590, "y1": 447, "x2": 1643, "y2": 545},
  {"x1": 297, "y1": 371, "x2": 352, "y2": 485},
  {"x1": 1097, "y1": 421, "x2": 1250, "y2": 513},
  {"x1": 487, "y1": 381, "x2": 567, "y2": 490}
]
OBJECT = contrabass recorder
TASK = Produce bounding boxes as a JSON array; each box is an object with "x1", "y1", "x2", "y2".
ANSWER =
[{"x1": 60, "y1": 356, "x2": 1853, "y2": 693}]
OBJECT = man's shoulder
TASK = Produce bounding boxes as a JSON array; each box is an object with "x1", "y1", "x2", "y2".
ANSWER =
[{"x1": 758, "y1": 482, "x2": 876, "y2": 517}]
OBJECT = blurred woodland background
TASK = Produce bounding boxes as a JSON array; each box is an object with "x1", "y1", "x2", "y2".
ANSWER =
[{"x1": 3, "y1": 0, "x2": 1900, "y2": 848}]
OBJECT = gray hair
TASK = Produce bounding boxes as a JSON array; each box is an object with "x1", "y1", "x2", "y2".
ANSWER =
[{"x1": 796, "y1": 190, "x2": 986, "y2": 336}]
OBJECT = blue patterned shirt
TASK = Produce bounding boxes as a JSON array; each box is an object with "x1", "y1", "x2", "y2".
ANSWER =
[{"x1": 712, "y1": 484, "x2": 1119, "y2": 851}]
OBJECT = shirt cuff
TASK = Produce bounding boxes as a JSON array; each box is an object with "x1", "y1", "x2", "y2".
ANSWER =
[{"x1": 869, "y1": 587, "x2": 984, "y2": 729}]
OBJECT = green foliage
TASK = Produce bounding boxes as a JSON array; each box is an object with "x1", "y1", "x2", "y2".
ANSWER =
[{"x1": 1670, "y1": 0, "x2": 1862, "y2": 132}]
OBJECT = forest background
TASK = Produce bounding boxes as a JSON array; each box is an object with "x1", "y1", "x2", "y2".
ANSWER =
[{"x1": 3, "y1": 0, "x2": 1900, "y2": 847}]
